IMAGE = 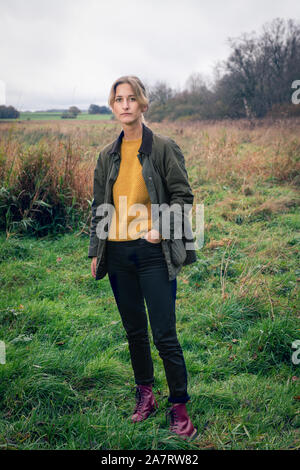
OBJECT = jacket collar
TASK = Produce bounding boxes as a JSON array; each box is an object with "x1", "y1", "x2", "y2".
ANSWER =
[{"x1": 109, "y1": 123, "x2": 153, "y2": 156}]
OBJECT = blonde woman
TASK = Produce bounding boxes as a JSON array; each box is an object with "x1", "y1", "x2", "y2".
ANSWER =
[{"x1": 89, "y1": 76, "x2": 197, "y2": 440}]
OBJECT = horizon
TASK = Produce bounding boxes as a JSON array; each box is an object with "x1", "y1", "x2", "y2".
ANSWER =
[{"x1": 1, "y1": 0, "x2": 300, "y2": 111}]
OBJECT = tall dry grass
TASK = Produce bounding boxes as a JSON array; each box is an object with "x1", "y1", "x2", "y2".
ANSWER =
[
  {"x1": 0, "y1": 117, "x2": 299, "y2": 236},
  {"x1": 158, "y1": 117, "x2": 300, "y2": 188},
  {"x1": 0, "y1": 121, "x2": 117, "y2": 236}
]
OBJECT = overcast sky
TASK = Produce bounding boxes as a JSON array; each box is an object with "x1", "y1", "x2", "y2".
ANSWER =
[{"x1": 1, "y1": 0, "x2": 299, "y2": 110}]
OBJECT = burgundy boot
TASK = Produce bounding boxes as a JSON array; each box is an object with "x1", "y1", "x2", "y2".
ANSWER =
[
  {"x1": 131, "y1": 385, "x2": 158, "y2": 423},
  {"x1": 166, "y1": 403, "x2": 198, "y2": 440}
]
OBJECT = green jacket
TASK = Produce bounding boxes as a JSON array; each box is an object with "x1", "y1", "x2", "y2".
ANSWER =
[{"x1": 88, "y1": 123, "x2": 197, "y2": 280}]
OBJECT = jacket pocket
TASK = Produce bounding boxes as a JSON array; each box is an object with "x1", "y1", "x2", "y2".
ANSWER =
[{"x1": 169, "y1": 239, "x2": 187, "y2": 266}]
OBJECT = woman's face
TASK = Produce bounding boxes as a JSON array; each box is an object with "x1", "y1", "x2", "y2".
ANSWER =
[{"x1": 112, "y1": 83, "x2": 147, "y2": 126}]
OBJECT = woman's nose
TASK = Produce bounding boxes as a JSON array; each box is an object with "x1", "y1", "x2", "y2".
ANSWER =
[{"x1": 122, "y1": 99, "x2": 129, "y2": 109}]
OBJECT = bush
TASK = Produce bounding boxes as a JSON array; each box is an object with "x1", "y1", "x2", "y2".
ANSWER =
[
  {"x1": 61, "y1": 112, "x2": 77, "y2": 119},
  {"x1": 266, "y1": 103, "x2": 300, "y2": 119}
]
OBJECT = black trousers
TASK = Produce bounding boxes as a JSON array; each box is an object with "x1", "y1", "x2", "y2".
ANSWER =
[{"x1": 106, "y1": 237, "x2": 190, "y2": 404}]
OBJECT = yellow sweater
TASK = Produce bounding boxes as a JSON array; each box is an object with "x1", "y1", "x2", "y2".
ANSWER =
[{"x1": 107, "y1": 137, "x2": 152, "y2": 241}]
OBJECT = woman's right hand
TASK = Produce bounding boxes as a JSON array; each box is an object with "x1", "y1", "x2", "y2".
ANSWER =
[{"x1": 91, "y1": 257, "x2": 97, "y2": 278}]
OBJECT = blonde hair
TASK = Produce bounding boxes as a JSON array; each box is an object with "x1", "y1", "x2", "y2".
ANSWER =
[{"x1": 108, "y1": 75, "x2": 149, "y2": 123}]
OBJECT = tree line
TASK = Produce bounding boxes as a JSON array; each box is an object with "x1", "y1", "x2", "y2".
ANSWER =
[
  {"x1": 1, "y1": 18, "x2": 299, "y2": 122},
  {"x1": 146, "y1": 18, "x2": 300, "y2": 121},
  {"x1": 61, "y1": 105, "x2": 111, "y2": 118},
  {"x1": 0, "y1": 105, "x2": 20, "y2": 119}
]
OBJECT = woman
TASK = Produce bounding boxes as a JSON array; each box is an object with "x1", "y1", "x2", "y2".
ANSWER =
[{"x1": 89, "y1": 75, "x2": 197, "y2": 440}]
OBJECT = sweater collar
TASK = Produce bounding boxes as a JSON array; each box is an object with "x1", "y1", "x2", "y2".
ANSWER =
[{"x1": 109, "y1": 123, "x2": 153, "y2": 156}]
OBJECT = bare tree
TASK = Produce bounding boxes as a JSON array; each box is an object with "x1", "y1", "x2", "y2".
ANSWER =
[
  {"x1": 224, "y1": 18, "x2": 300, "y2": 117},
  {"x1": 148, "y1": 81, "x2": 173, "y2": 105}
]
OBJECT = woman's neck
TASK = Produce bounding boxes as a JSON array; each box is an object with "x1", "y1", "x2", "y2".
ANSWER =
[{"x1": 122, "y1": 121, "x2": 143, "y2": 141}]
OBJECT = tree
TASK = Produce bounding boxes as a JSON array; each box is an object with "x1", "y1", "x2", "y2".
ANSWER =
[
  {"x1": 146, "y1": 81, "x2": 174, "y2": 121},
  {"x1": 68, "y1": 106, "x2": 81, "y2": 117},
  {"x1": 224, "y1": 18, "x2": 300, "y2": 117},
  {"x1": 88, "y1": 104, "x2": 111, "y2": 114},
  {"x1": 185, "y1": 72, "x2": 210, "y2": 94},
  {"x1": 148, "y1": 81, "x2": 173, "y2": 105},
  {"x1": 0, "y1": 105, "x2": 20, "y2": 119},
  {"x1": 213, "y1": 72, "x2": 246, "y2": 118}
]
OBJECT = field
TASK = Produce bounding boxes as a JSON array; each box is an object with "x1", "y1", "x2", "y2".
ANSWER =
[
  {"x1": 0, "y1": 117, "x2": 299, "y2": 450},
  {"x1": 0, "y1": 112, "x2": 113, "y2": 121}
]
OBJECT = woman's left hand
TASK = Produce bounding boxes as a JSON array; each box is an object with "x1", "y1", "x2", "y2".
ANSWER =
[{"x1": 144, "y1": 229, "x2": 162, "y2": 244}]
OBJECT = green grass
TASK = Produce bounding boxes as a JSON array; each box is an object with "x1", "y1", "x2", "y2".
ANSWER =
[
  {"x1": 0, "y1": 112, "x2": 113, "y2": 121},
  {"x1": 75, "y1": 113, "x2": 114, "y2": 121},
  {"x1": 0, "y1": 119, "x2": 299, "y2": 449},
  {"x1": 0, "y1": 175, "x2": 299, "y2": 450}
]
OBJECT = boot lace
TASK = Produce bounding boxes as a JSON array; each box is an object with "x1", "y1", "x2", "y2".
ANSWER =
[
  {"x1": 166, "y1": 407, "x2": 179, "y2": 431},
  {"x1": 133, "y1": 387, "x2": 146, "y2": 414}
]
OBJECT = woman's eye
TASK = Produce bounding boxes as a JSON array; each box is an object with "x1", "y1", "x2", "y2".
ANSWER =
[{"x1": 115, "y1": 97, "x2": 135, "y2": 102}]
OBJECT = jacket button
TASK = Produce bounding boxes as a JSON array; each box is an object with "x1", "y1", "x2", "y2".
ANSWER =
[{"x1": 148, "y1": 176, "x2": 152, "y2": 180}]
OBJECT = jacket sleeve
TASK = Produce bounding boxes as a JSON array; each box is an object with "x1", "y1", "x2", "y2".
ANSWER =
[
  {"x1": 158, "y1": 139, "x2": 194, "y2": 240},
  {"x1": 88, "y1": 152, "x2": 106, "y2": 258}
]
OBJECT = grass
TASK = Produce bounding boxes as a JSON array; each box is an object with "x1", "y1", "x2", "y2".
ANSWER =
[
  {"x1": 0, "y1": 112, "x2": 113, "y2": 122},
  {"x1": 0, "y1": 118, "x2": 299, "y2": 450}
]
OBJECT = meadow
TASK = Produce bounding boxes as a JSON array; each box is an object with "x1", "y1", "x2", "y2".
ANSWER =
[
  {"x1": 0, "y1": 117, "x2": 299, "y2": 450},
  {"x1": 0, "y1": 112, "x2": 113, "y2": 121}
]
